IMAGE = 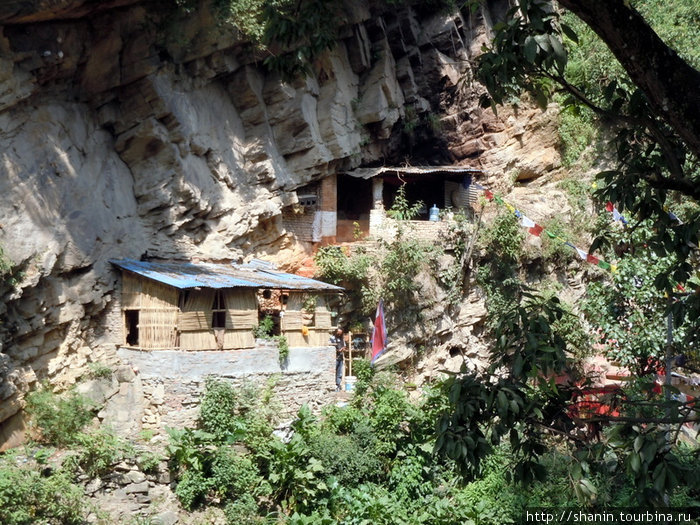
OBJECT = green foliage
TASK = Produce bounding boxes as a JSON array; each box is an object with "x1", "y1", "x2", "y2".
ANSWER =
[
  {"x1": 0, "y1": 459, "x2": 87, "y2": 525},
  {"x1": 539, "y1": 216, "x2": 577, "y2": 265},
  {"x1": 0, "y1": 244, "x2": 22, "y2": 289},
  {"x1": 557, "y1": 101, "x2": 597, "y2": 167},
  {"x1": 314, "y1": 246, "x2": 370, "y2": 288},
  {"x1": 275, "y1": 335, "x2": 289, "y2": 364},
  {"x1": 479, "y1": 211, "x2": 525, "y2": 263},
  {"x1": 254, "y1": 315, "x2": 275, "y2": 339},
  {"x1": 199, "y1": 378, "x2": 242, "y2": 441},
  {"x1": 268, "y1": 406, "x2": 328, "y2": 513},
  {"x1": 137, "y1": 449, "x2": 163, "y2": 474},
  {"x1": 63, "y1": 429, "x2": 133, "y2": 478},
  {"x1": 25, "y1": 387, "x2": 95, "y2": 446},
  {"x1": 209, "y1": 0, "x2": 343, "y2": 79},
  {"x1": 386, "y1": 184, "x2": 423, "y2": 221},
  {"x1": 87, "y1": 362, "x2": 113, "y2": 379},
  {"x1": 224, "y1": 493, "x2": 266, "y2": 525},
  {"x1": 315, "y1": 193, "x2": 433, "y2": 319}
]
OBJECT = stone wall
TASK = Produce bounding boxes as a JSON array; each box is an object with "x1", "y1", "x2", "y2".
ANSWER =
[{"x1": 115, "y1": 344, "x2": 335, "y2": 434}]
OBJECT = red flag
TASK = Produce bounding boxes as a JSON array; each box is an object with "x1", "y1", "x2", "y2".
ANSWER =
[
  {"x1": 371, "y1": 299, "x2": 387, "y2": 365},
  {"x1": 586, "y1": 254, "x2": 599, "y2": 265},
  {"x1": 484, "y1": 190, "x2": 494, "y2": 201},
  {"x1": 605, "y1": 202, "x2": 614, "y2": 212},
  {"x1": 529, "y1": 224, "x2": 544, "y2": 236}
]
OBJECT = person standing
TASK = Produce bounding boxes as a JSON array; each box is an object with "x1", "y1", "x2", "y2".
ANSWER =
[{"x1": 330, "y1": 327, "x2": 346, "y2": 391}]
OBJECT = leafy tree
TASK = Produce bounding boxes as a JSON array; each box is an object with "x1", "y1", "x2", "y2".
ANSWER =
[{"x1": 435, "y1": 0, "x2": 700, "y2": 505}]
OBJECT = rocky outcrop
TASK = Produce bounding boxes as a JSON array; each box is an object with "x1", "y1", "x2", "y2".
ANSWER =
[{"x1": 0, "y1": 0, "x2": 564, "y2": 443}]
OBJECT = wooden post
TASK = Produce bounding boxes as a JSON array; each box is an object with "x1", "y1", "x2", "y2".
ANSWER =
[{"x1": 348, "y1": 331, "x2": 353, "y2": 377}]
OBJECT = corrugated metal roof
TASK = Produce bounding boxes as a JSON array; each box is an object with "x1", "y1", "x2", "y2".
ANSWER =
[
  {"x1": 345, "y1": 166, "x2": 484, "y2": 179},
  {"x1": 110, "y1": 259, "x2": 343, "y2": 291}
]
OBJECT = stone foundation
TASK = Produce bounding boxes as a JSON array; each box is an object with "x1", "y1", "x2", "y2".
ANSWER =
[{"x1": 114, "y1": 344, "x2": 335, "y2": 433}]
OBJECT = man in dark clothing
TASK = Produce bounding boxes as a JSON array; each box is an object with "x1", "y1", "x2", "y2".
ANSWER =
[{"x1": 330, "y1": 327, "x2": 345, "y2": 391}]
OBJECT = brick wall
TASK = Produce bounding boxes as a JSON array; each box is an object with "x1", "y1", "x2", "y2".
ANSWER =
[
  {"x1": 283, "y1": 206, "x2": 318, "y2": 242},
  {"x1": 370, "y1": 215, "x2": 451, "y2": 242}
]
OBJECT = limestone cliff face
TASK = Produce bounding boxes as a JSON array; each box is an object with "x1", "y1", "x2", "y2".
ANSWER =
[{"x1": 0, "y1": 0, "x2": 563, "y2": 441}]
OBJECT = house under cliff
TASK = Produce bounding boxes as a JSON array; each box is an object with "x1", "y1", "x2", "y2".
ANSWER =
[
  {"x1": 110, "y1": 259, "x2": 342, "y2": 351},
  {"x1": 283, "y1": 166, "x2": 484, "y2": 243}
]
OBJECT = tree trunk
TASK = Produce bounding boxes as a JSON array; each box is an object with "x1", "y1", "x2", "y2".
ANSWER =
[{"x1": 558, "y1": 0, "x2": 700, "y2": 160}]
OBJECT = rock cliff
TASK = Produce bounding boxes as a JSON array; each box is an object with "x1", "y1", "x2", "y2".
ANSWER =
[{"x1": 0, "y1": 0, "x2": 564, "y2": 446}]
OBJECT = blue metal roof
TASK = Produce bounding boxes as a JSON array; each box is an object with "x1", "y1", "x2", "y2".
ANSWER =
[{"x1": 110, "y1": 259, "x2": 343, "y2": 291}]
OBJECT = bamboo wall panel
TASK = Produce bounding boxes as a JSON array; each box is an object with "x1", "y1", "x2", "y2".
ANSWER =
[
  {"x1": 122, "y1": 273, "x2": 142, "y2": 309},
  {"x1": 223, "y1": 290, "x2": 258, "y2": 329},
  {"x1": 139, "y1": 307, "x2": 179, "y2": 349},
  {"x1": 223, "y1": 330, "x2": 255, "y2": 349},
  {"x1": 179, "y1": 311, "x2": 210, "y2": 331},
  {"x1": 180, "y1": 330, "x2": 218, "y2": 351},
  {"x1": 283, "y1": 292, "x2": 304, "y2": 330},
  {"x1": 315, "y1": 307, "x2": 332, "y2": 329},
  {"x1": 315, "y1": 295, "x2": 332, "y2": 328},
  {"x1": 283, "y1": 329, "x2": 328, "y2": 347},
  {"x1": 182, "y1": 289, "x2": 215, "y2": 312},
  {"x1": 141, "y1": 279, "x2": 178, "y2": 309}
]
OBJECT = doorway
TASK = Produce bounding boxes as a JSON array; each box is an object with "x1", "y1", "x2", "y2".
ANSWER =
[{"x1": 125, "y1": 310, "x2": 139, "y2": 347}]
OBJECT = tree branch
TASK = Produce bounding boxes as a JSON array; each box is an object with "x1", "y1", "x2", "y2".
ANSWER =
[{"x1": 557, "y1": 0, "x2": 700, "y2": 161}]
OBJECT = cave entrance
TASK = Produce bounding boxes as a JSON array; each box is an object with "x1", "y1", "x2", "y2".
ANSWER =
[{"x1": 125, "y1": 309, "x2": 139, "y2": 347}]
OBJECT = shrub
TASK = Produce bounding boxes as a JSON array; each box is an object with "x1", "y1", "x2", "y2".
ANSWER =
[
  {"x1": 307, "y1": 431, "x2": 382, "y2": 486},
  {"x1": 25, "y1": 387, "x2": 94, "y2": 446},
  {"x1": 210, "y1": 447, "x2": 264, "y2": 500},
  {"x1": 199, "y1": 378, "x2": 240, "y2": 440},
  {"x1": 224, "y1": 493, "x2": 265, "y2": 525},
  {"x1": 479, "y1": 211, "x2": 525, "y2": 263},
  {"x1": 63, "y1": 429, "x2": 133, "y2": 478},
  {"x1": 254, "y1": 315, "x2": 275, "y2": 339},
  {"x1": 175, "y1": 469, "x2": 209, "y2": 510},
  {"x1": 540, "y1": 216, "x2": 577, "y2": 265},
  {"x1": 314, "y1": 246, "x2": 370, "y2": 287},
  {"x1": 0, "y1": 460, "x2": 87, "y2": 525},
  {"x1": 87, "y1": 362, "x2": 113, "y2": 379},
  {"x1": 275, "y1": 335, "x2": 289, "y2": 364}
]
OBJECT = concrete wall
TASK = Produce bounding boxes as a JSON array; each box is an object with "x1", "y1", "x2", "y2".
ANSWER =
[{"x1": 116, "y1": 344, "x2": 336, "y2": 431}]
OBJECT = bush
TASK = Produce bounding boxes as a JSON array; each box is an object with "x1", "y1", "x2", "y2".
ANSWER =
[
  {"x1": 210, "y1": 447, "x2": 264, "y2": 500},
  {"x1": 254, "y1": 315, "x2": 275, "y2": 339},
  {"x1": 199, "y1": 378, "x2": 240, "y2": 440},
  {"x1": 175, "y1": 469, "x2": 209, "y2": 510},
  {"x1": 479, "y1": 211, "x2": 525, "y2": 263},
  {"x1": 540, "y1": 216, "x2": 577, "y2": 265},
  {"x1": 25, "y1": 387, "x2": 94, "y2": 446},
  {"x1": 63, "y1": 429, "x2": 133, "y2": 478},
  {"x1": 0, "y1": 459, "x2": 87, "y2": 525},
  {"x1": 224, "y1": 493, "x2": 265, "y2": 525},
  {"x1": 307, "y1": 431, "x2": 382, "y2": 486}
]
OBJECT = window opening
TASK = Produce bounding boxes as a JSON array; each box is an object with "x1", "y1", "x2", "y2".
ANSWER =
[{"x1": 212, "y1": 291, "x2": 226, "y2": 329}]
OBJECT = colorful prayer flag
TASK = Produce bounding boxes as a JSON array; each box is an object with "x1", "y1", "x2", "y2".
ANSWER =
[
  {"x1": 520, "y1": 215, "x2": 536, "y2": 228},
  {"x1": 529, "y1": 224, "x2": 544, "y2": 237},
  {"x1": 370, "y1": 299, "x2": 387, "y2": 365},
  {"x1": 586, "y1": 254, "x2": 600, "y2": 265},
  {"x1": 606, "y1": 202, "x2": 614, "y2": 212},
  {"x1": 576, "y1": 248, "x2": 588, "y2": 260},
  {"x1": 597, "y1": 260, "x2": 611, "y2": 270},
  {"x1": 484, "y1": 190, "x2": 494, "y2": 200}
]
